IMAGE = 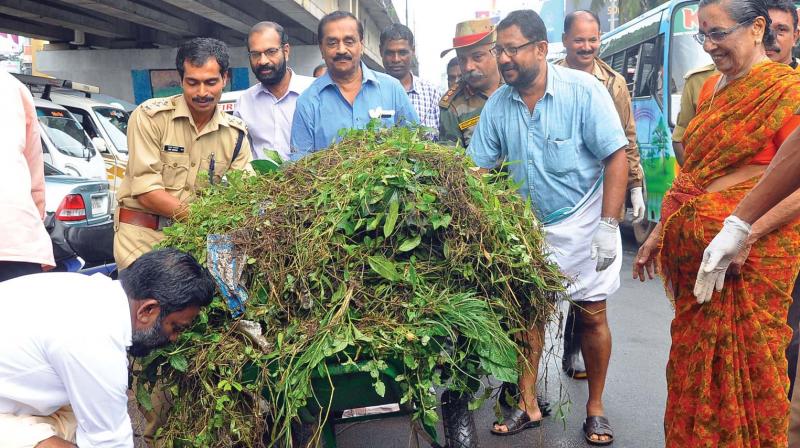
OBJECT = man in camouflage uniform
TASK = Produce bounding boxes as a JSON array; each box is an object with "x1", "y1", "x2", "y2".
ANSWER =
[
  {"x1": 114, "y1": 38, "x2": 253, "y2": 271},
  {"x1": 555, "y1": 10, "x2": 646, "y2": 380},
  {"x1": 439, "y1": 18, "x2": 503, "y2": 147}
]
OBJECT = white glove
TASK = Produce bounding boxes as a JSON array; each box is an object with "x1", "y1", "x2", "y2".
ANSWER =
[
  {"x1": 591, "y1": 220, "x2": 620, "y2": 272},
  {"x1": 693, "y1": 215, "x2": 752, "y2": 304},
  {"x1": 630, "y1": 187, "x2": 646, "y2": 224}
]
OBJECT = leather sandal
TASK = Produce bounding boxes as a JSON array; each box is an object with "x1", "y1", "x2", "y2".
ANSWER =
[
  {"x1": 583, "y1": 415, "x2": 614, "y2": 445},
  {"x1": 490, "y1": 407, "x2": 541, "y2": 436}
]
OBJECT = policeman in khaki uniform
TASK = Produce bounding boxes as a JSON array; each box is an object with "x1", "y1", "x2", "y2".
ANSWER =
[
  {"x1": 114, "y1": 37, "x2": 253, "y2": 270},
  {"x1": 439, "y1": 18, "x2": 504, "y2": 147},
  {"x1": 671, "y1": 63, "x2": 716, "y2": 165}
]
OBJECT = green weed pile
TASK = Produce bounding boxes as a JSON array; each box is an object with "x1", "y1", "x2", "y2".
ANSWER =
[{"x1": 135, "y1": 127, "x2": 567, "y2": 447}]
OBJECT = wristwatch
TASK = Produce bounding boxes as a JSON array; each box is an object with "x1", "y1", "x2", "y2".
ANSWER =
[{"x1": 600, "y1": 217, "x2": 619, "y2": 227}]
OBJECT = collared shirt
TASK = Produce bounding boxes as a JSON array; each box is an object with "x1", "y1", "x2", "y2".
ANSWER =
[
  {"x1": 406, "y1": 74, "x2": 442, "y2": 136},
  {"x1": 0, "y1": 71, "x2": 54, "y2": 266},
  {"x1": 234, "y1": 69, "x2": 314, "y2": 160},
  {"x1": 0, "y1": 273, "x2": 133, "y2": 447},
  {"x1": 555, "y1": 58, "x2": 643, "y2": 189},
  {"x1": 468, "y1": 63, "x2": 627, "y2": 220},
  {"x1": 290, "y1": 63, "x2": 419, "y2": 157}
]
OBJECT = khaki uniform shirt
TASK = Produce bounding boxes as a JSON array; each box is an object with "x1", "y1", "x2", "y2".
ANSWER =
[
  {"x1": 438, "y1": 81, "x2": 500, "y2": 147},
  {"x1": 672, "y1": 63, "x2": 716, "y2": 143},
  {"x1": 555, "y1": 58, "x2": 643, "y2": 189},
  {"x1": 113, "y1": 94, "x2": 254, "y2": 269}
]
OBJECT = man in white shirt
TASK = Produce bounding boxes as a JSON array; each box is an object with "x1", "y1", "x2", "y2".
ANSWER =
[
  {"x1": 0, "y1": 248, "x2": 215, "y2": 448},
  {"x1": 235, "y1": 21, "x2": 314, "y2": 160}
]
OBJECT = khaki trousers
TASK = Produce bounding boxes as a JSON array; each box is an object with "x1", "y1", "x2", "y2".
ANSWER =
[{"x1": 0, "y1": 406, "x2": 77, "y2": 448}]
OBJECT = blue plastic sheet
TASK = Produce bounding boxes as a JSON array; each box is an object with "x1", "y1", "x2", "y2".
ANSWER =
[{"x1": 206, "y1": 234, "x2": 249, "y2": 317}]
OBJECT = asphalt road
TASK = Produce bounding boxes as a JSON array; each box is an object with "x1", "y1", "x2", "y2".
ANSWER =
[
  {"x1": 335, "y1": 235, "x2": 674, "y2": 448},
  {"x1": 131, "y1": 234, "x2": 674, "y2": 448}
]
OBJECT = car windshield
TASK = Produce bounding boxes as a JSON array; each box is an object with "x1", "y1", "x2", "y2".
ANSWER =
[
  {"x1": 37, "y1": 108, "x2": 96, "y2": 159},
  {"x1": 670, "y1": 2, "x2": 713, "y2": 125},
  {"x1": 94, "y1": 106, "x2": 129, "y2": 154}
]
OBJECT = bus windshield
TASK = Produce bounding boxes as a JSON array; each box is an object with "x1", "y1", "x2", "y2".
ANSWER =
[{"x1": 670, "y1": 2, "x2": 713, "y2": 125}]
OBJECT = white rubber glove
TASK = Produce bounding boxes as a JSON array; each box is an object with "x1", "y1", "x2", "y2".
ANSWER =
[
  {"x1": 630, "y1": 187, "x2": 646, "y2": 224},
  {"x1": 693, "y1": 215, "x2": 752, "y2": 304},
  {"x1": 591, "y1": 220, "x2": 619, "y2": 272}
]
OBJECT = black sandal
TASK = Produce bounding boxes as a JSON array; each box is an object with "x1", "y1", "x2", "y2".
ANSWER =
[
  {"x1": 497, "y1": 382, "x2": 552, "y2": 417},
  {"x1": 490, "y1": 408, "x2": 541, "y2": 436},
  {"x1": 583, "y1": 415, "x2": 614, "y2": 445}
]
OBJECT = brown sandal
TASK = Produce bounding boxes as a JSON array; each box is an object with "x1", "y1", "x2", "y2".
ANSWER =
[
  {"x1": 583, "y1": 415, "x2": 614, "y2": 445},
  {"x1": 490, "y1": 408, "x2": 541, "y2": 436}
]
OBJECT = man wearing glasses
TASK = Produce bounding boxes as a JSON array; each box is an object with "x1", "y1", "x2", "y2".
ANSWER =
[
  {"x1": 290, "y1": 11, "x2": 418, "y2": 158},
  {"x1": 235, "y1": 22, "x2": 314, "y2": 161},
  {"x1": 468, "y1": 10, "x2": 627, "y2": 444}
]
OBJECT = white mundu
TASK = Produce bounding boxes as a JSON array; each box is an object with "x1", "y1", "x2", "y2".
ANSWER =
[{"x1": 0, "y1": 273, "x2": 133, "y2": 448}]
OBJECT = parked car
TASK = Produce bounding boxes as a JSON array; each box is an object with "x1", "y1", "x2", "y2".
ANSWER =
[
  {"x1": 35, "y1": 97, "x2": 107, "y2": 181},
  {"x1": 219, "y1": 90, "x2": 244, "y2": 114},
  {"x1": 49, "y1": 92, "x2": 130, "y2": 208},
  {"x1": 44, "y1": 162, "x2": 114, "y2": 270}
]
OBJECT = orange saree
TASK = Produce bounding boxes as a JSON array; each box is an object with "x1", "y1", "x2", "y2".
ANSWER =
[{"x1": 659, "y1": 61, "x2": 800, "y2": 447}]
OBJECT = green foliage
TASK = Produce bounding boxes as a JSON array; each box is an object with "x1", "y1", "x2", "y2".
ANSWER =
[{"x1": 138, "y1": 127, "x2": 566, "y2": 447}]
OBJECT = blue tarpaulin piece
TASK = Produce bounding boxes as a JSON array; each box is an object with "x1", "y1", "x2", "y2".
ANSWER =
[{"x1": 207, "y1": 234, "x2": 249, "y2": 317}]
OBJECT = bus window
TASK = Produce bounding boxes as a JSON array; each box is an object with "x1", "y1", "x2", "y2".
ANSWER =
[
  {"x1": 670, "y1": 2, "x2": 713, "y2": 125},
  {"x1": 633, "y1": 37, "x2": 664, "y2": 100}
]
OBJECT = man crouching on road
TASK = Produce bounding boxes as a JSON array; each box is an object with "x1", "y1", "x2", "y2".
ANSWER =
[{"x1": 0, "y1": 248, "x2": 215, "y2": 448}]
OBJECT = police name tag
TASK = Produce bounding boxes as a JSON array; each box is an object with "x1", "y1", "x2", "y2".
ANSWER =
[{"x1": 163, "y1": 145, "x2": 185, "y2": 153}]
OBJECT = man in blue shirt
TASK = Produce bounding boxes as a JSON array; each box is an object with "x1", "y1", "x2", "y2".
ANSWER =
[
  {"x1": 468, "y1": 10, "x2": 627, "y2": 445},
  {"x1": 290, "y1": 11, "x2": 418, "y2": 157}
]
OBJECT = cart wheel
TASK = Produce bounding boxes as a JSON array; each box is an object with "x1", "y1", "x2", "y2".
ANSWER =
[
  {"x1": 441, "y1": 390, "x2": 479, "y2": 448},
  {"x1": 290, "y1": 420, "x2": 331, "y2": 448}
]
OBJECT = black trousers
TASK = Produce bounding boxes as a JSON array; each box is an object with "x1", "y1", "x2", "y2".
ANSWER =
[{"x1": 0, "y1": 261, "x2": 42, "y2": 282}]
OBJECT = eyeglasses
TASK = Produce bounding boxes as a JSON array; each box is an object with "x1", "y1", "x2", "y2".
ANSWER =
[
  {"x1": 248, "y1": 47, "x2": 283, "y2": 59},
  {"x1": 693, "y1": 20, "x2": 752, "y2": 45},
  {"x1": 490, "y1": 41, "x2": 538, "y2": 57}
]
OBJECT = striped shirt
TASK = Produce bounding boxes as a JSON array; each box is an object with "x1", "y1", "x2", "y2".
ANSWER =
[{"x1": 407, "y1": 74, "x2": 442, "y2": 138}]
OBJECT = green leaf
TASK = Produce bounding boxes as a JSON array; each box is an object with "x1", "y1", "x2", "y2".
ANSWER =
[
  {"x1": 398, "y1": 234, "x2": 421, "y2": 252},
  {"x1": 169, "y1": 354, "x2": 189, "y2": 372},
  {"x1": 383, "y1": 192, "x2": 399, "y2": 237},
  {"x1": 136, "y1": 384, "x2": 154, "y2": 412},
  {"x1": 374, "y1": 380, "x2": 386, "y2": 397},
  {"x1": 403, "y1": 353, "x2": 418, "y2": 369},
  {"x1": 368, "y1": 255, "x2": 400, "y2": 282}
]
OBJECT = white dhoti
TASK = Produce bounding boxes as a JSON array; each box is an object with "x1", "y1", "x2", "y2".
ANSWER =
[
  {"x1": 543, "y1": 184, "x2": 621, "y2": 302},
  {"x1": 0, "y1": 407, "x2": 77, "y2": 448}
]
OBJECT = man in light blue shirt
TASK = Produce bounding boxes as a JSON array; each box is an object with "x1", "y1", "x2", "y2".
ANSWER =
[
  {"x1": 235, "y1": 21, "x2": 314, "y2": 161},
  {"x1": 290, "y1": 11, "x2": 418, "y2": 158},
  {"x1": 469, "y1": 10, "x2": 627, "y2": 444}
]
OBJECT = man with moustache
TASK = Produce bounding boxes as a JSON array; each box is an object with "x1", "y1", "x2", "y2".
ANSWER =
[
  {"x1": 290, "y1": 11, "x2": 418, "y2": 156},
  {"x1": 0, "y1": 249, "x2": 214, "y2": 448},
  {"x1": 235, "y1": 22, "x2": 314, "y2": 161},
  {"x1": 468, "y1": 10, "x2": 627, "y2": 444},
  {"x1": 439, "y1": 18, "x2": 503, "y2": 147},
  {"x1": 554, "y1": 9, "x2": 645, "y2": 381},
  {"x1": 114, "y1": 38, "x2": 253, "y2": 270},
  {"x1": 767, "y1": 0, "x2": 800, "y2": 67},
  {"x1": 380, "y1": 23, "x2": 442, "y2": 136}
]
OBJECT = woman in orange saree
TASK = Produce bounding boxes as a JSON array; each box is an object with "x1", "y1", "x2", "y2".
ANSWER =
[{"x1": 633, "y1": 0, "x2": 800, "y2": 446}]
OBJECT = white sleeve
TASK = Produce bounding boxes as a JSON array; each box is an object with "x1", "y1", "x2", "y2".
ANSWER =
[{"x1": 49, "y1": 336, "x2": 133, "y2": 447}]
